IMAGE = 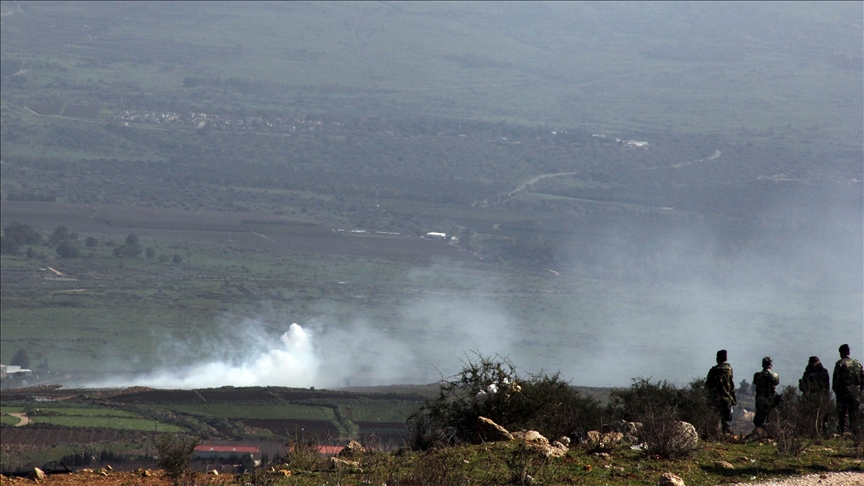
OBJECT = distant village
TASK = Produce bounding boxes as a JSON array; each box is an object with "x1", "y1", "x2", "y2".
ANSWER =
[{"x1": 111, "y1": 109, "x2": 650, "y2": 149}]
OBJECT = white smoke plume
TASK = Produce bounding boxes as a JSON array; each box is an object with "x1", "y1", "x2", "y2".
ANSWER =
[{"x1": 90, "y1": 323, "x2": 322, "y2": 389}]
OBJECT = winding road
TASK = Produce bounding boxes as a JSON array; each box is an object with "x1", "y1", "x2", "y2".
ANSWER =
[{"x1": 9, "y1": 412, "x2": 30, "y2": 426}]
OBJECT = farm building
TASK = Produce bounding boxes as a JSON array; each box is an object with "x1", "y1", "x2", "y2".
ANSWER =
[
  {"x1": 193, "y1": 445, "x2": 260, "y2": 460},
  {"x1": 317, "y1": 445, "x2": 344, "y2": 456},
  {"x1": 0, "y1": 365, "x2": 32, "y2": 380}
]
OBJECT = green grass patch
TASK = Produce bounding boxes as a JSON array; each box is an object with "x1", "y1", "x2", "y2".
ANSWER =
[
  {"x1": 29, "y1": 415, "x2": 186, "y2": 432},
  {"x1": 1, "y1": 414, "x2": 21, "y2": 425},
  {"x1": 168, "y1": 403, "x2": 335, "y2": 421},
  {"x1": 30, "y1": 407, "x2": 140, "y2": 418}
]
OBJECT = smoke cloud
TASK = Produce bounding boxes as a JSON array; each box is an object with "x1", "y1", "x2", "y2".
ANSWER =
[{"x1": 85, "y1": 183, "x2": 861, "y2": 391}]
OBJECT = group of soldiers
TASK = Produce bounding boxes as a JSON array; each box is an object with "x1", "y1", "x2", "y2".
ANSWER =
[{"x1": 705, "y1": 344, "x2": 864, "y2": 435}]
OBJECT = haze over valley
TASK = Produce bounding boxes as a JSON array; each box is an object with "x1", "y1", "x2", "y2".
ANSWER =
[{"x1": 1, "y1": 1, "x2": 861, "y2": 391}]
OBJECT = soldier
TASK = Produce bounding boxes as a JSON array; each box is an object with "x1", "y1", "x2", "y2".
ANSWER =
[
  {"x1": 706, "y1": 349, "x2": 737, "y2": 434},
  {"x1": 799, "y1": 356, "x2": 830, "y2": 435},
  {"x1": 833, "y1": 344, "x2": 864, "y2": 434},
  {"x1": 800, "y1": 356, "x2": 830, "y2": 395},
  {"x1": 751, "y1": 357, "x2": 780, "y2": 429}
]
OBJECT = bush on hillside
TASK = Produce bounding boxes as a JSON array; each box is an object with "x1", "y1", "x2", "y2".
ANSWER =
[
  {"x1": 406, "y1": 353, "x2": 604, "y2": 449},
  {"x1": 154, "y1": 434, "x2": 198, "y2": 484},
  {"x1": 637, "y1": 408, "x2": 698, "y2": 459},
  {"x1": 608, "y1": 378, "x2": 718, "y2": 440}
]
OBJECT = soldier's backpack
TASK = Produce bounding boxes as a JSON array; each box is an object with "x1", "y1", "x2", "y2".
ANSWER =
[{"x1": 837, "y1": 359, "x2": 863, "y2": 393}]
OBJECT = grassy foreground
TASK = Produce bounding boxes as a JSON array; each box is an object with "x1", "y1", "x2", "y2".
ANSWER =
[{"x1": 2, "y1": 438, "x2": 862, "y2": 486}]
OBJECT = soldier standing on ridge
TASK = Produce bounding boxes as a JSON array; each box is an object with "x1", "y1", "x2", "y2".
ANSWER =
[
  {"x1": 799, "y1": 356, "x2": 831, "y2": 434},
  {"x1": 801, "y1": 356, "x2": 831, "y2": 394},
  {"x1": 752, "y1": 357, "x2": 780, "y2": 429},
  {"x1": 833, "y1": 344, "x2": 864, "y2": 434},
  {"x1": 706, "y1": 349, "x2": 737, "y2": 434}
]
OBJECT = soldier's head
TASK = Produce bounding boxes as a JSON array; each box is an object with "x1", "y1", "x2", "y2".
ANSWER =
[
  {"x1": 762, "y1": 356, "x2": 772, "y2": 370},
  {"x1": 808, "y1": 356, "x2": 821, "y2": 367},
  {"x1": 716, "y1": 349, "x2": 728, "y2": 364},
  {"x1": 839, "y1": 344, "x2": 850, "y2": 358}
]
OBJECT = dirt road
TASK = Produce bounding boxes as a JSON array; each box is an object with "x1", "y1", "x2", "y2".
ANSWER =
[{"x1": 8, "y1": 413, "x2": 30, "y2": 426}]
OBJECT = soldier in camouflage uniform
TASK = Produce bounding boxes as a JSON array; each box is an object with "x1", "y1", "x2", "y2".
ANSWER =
[
  {"x1": 706, "y1": 349, "x2": 737, "y2": 434},
  {"x1": 751, "y1": 357, "x2": 780, "y2": 429},
  {"x1": 833, "y1": 344, "x2": 864, "y2": 434},
  {"x1": 799, "y1": 356, "x2": 831, "y2": 434}
]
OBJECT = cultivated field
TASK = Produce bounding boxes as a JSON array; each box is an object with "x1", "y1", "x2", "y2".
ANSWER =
[{"x1": 0, "y1": 384, "x2": 430, "y2": 474}]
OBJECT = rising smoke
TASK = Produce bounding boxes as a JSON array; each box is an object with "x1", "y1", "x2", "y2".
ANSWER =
[{"x1": 87, "y1": 184, "x2": 862, "y2": 391}]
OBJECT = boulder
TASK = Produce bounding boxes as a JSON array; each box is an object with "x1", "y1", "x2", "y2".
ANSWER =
[
  {"x1": 512, "y1": 430, "x2": 548, "y2": 444},
  {"x1": 658, "y1": 472, "x2": 686, "y2": 486},
  {"x1": 585, "y1": 430, "x2": 624, "y2": 450},
  {"x1": 473, "y1": 416, "x2": 513, "y2": 443},
  {"x1": 339, "y1": 440, "x2": 366, "y2": 457},
  {"x1": 534, "y1": 443, "x2": 567, "y2": 458},
  {"x1": 29, "y1": 468, "x2": 46, "y2": 481},
  {"x1": 614, "y1": 420, "x2": 643, "y2": 436},
  {"x1": 674, "y1": 421, "x2": 699, "y2": 451},
  {"x1": 330, "y1": 457, "x2": 360, "y2": 470},
  {"x1": 556, "y1": 436, "x2": 571, "y2": 447},
  {"x1": 714, "y1": 460, "x2": 734, "y2": 470}
]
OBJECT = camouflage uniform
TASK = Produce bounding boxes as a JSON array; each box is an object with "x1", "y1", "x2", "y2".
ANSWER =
[
  {"x1": 833, "y1": 355, "x2": 864, "y2": 434},
  {"x1": 799, "y1": 358, "x2": 831, "y2": 433},
  {"x1": 752, "y1": 368, "x2": 779, "y2": 428},
  {"x1": 706, "y1": 361, "x2": 737, "y2": 433}
]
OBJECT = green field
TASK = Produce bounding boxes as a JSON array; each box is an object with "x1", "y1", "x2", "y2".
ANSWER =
[
  {"x1": 0, "y1": 413, "x2": 21, "y2": 425},
  {"x1": 29, "y1": 415, "x2": 186, "y2": 432}
]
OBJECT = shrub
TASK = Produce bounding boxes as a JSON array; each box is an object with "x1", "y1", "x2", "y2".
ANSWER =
[
  {"x1": 796, "y1": 390, "x2": 835, "y2": 441},
  {"x1": 154, "y1": 434, "x2": 198, "y2": 484},
  {"x1": 609, "y1": 378, "x2": 718, "y2": 440},
  {"x1": 637, "y1": 408, "x2": 698, "y2": 459},
  {"x1": 764, "y1": 387, "x2": 809, "y2": 457},
  {"x1": 405, "y1": 411, "x2": 453, "y2": 451},
  {"x1": 407, "y1": 353, "x2": 603, "y2": 448},
  {"x1": 283, "y1": 430, "x2": 325, "y2": 471}
]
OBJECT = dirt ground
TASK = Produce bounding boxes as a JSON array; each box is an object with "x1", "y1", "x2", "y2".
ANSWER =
[
  {"x1": 2, "y1": 470, "x2": 863, "y2": 486},
  {"x1": 0, "y1": 469, "x2": 175, "y2": 485}
]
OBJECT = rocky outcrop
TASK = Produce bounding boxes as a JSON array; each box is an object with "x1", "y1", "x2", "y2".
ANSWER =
[
  {"x1": 513, "y1": 430, "x2": 569, "y2": 458},
  {"x1": 330, "y1": 457, "x2": 361, "y2": 472},
  {"x1": 29, "y1": 468, "x2": 46, "y2": 481},
  {"x1": 585, "y1": 430, "x2": 624, "y2": 450},
  {"x1": 339, "y1": 440, "x2": 366, "y2": 457},
  {"x1": 674, "y1": 421, "x2": 699, "y2": 451},
  {"x1": 512, "y1": 430, "x2": 548, "y2": 444},
  {"x1": 658, "y1": 472, "x2": 686, "y2": 486},
  {"x1": 473, "y1": 416, "x2": 514, "y2": 443}
]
